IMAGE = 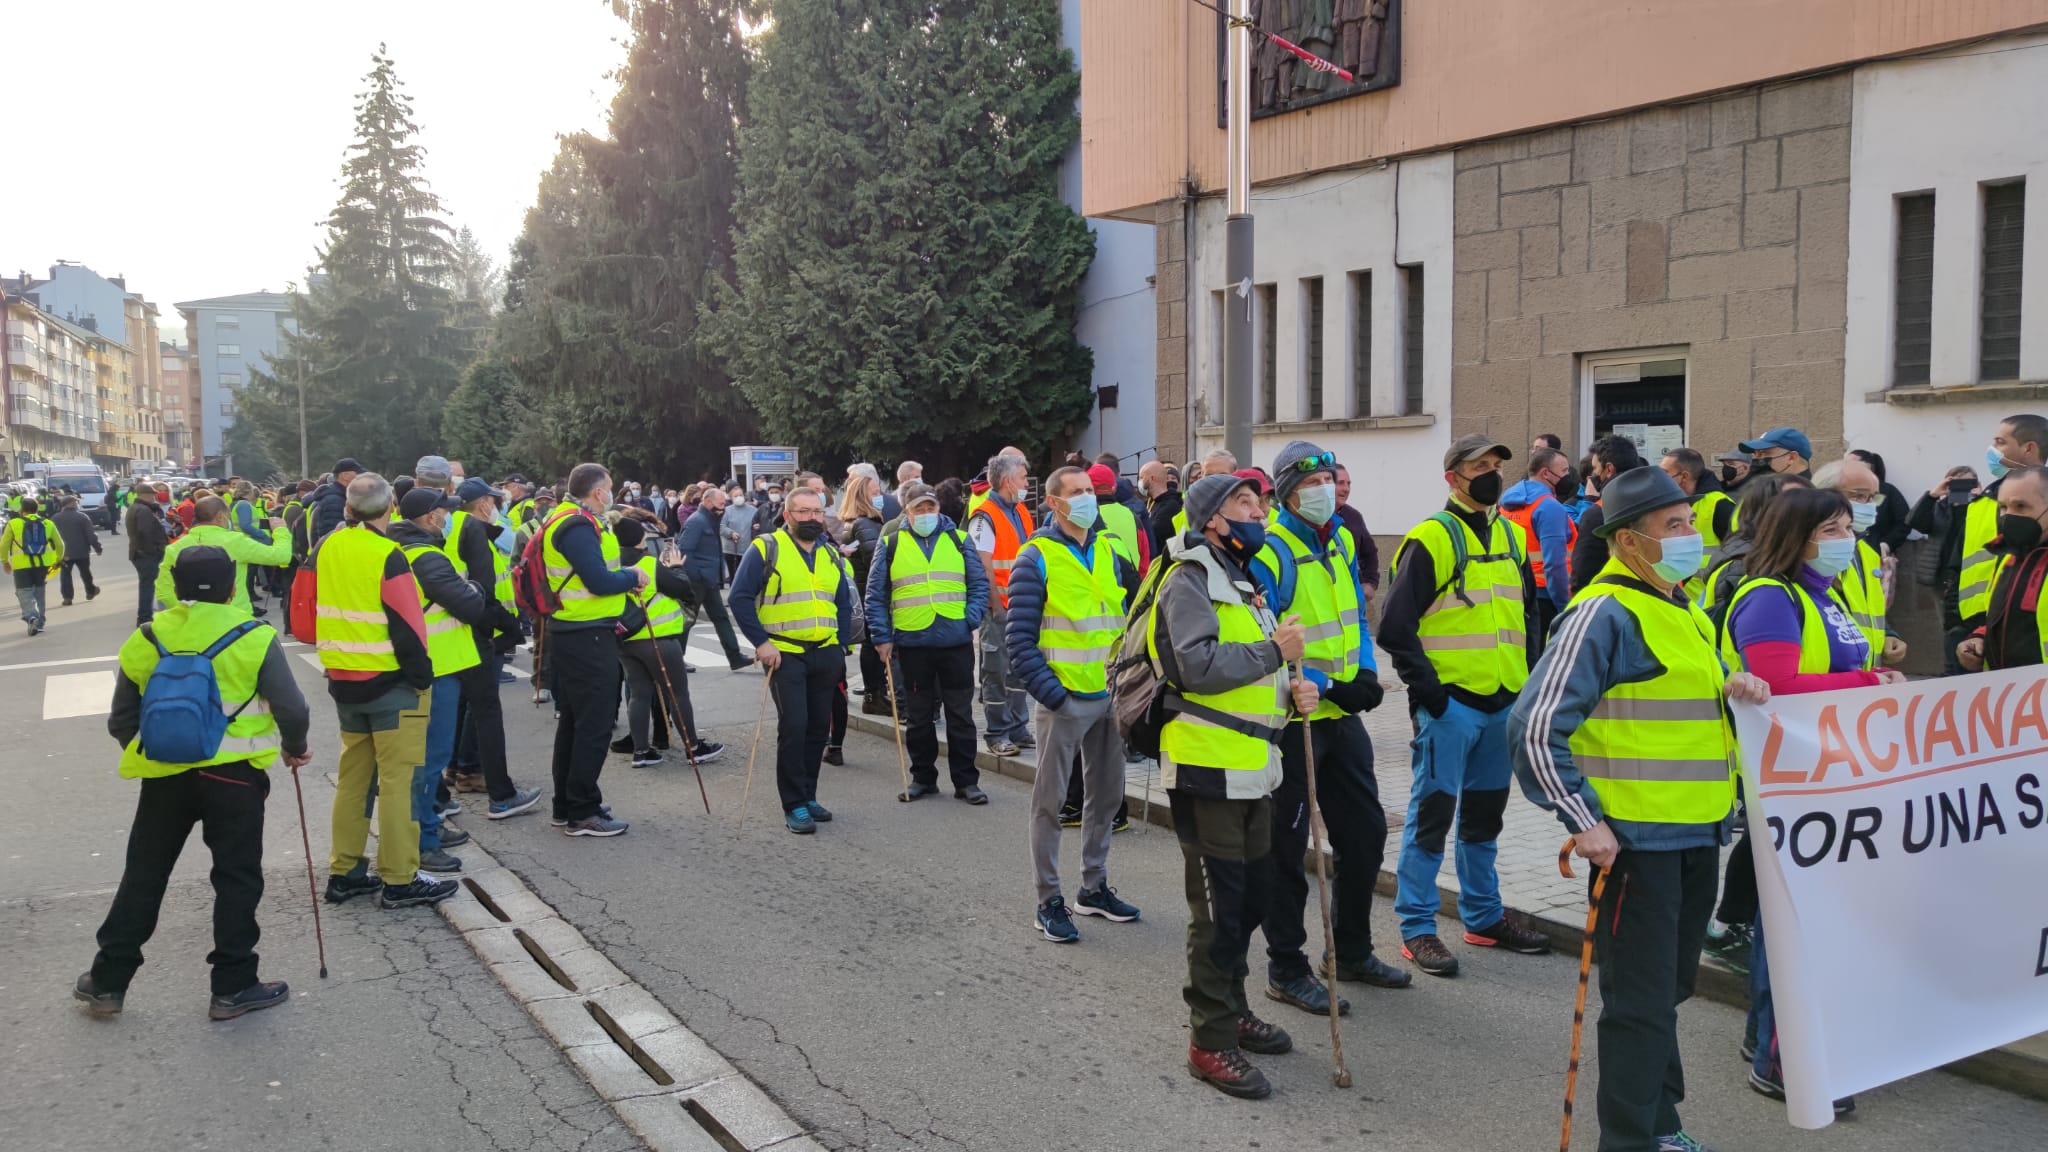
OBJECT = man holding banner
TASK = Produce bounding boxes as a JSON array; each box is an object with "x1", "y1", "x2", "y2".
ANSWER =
[
  {"x1": 1959, "y1": 464, "x2": 2048, "y2": 674},
  {"x1": 1508, "y1": 467, "x2": 1770, "y2": 1152}
]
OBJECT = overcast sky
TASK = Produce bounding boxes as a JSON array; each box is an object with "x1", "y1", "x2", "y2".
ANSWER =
[{"x1": 1, "y1": 0, "x2": 627, "y2": 334}]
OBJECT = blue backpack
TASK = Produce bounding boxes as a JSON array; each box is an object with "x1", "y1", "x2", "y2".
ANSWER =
[
  {"x1": 138, "y1": 620, "x2": 264, "y2": 764},
  {"x1": 18, "y1": 516, "x2": 50, "y2": 565}
]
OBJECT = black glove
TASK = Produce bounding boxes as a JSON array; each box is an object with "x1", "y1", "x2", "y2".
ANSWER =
[
  {"x1": 1411, "y1": 682, "x2": 1449, "y2": 720},
  {"x1": 1324, "y1": 668, "x2": 1385, "y2": 715}
]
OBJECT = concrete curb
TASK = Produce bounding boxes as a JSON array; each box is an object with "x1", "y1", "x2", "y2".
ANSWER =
[
  {"x1": 435, "y1": 848, "x2": 813, "y2": 1151},
  {"x1": 844, "y1": 711, "x2": 2048, "y2": 1104}
]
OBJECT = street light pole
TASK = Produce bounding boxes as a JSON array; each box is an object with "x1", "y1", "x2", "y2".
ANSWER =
[
  {"x1": 1222, "y1": 0, "x2": 1255, "y2": 469},
  {"x1": 296, "y1": 355, "x2": 308, "y2": 478}
]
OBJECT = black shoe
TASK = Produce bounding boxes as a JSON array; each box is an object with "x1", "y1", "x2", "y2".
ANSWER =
[
  {"x1": 729, "y1": 657, "x2": 757, "y2": 672},
  {"x1": 208, "y1": 980, "x2": 289, "y2": 1020},
  {"x1": 684, "y1": 663, "x2": 698, "y2": 674},
  {"x1": 861, "y1": 695, "x2": 891, "y2": 716},
  {"x1": 379, "y1": 876, "x2": 461, "y2": 908},
  {"x1": 73, "y1": 972, "x2": 123, "y2": 1017},
  {"x1": 1705, "y1": 921, "x2": 1754, "y2": 972},
  {"x1": 902, "y1": 781, "x2": 940, "y2": 801},
  {"x1": 1464, "y1": 916, "x2": 1552, "y2": 954},
  {"x1": 632, "y1": 749, "x2": 665, "y2": 768},
  {"x1": 325, "y1": 871, "x2": 383, "y2": 904},
  {"x1": 687, "y1": 740, "x2": 725, "y2": 762},
  {"x1": 1265, "y1": 972, "x2": 1350, "y2": 1016},
  {"x1": 61, "y1": 599, "x2": 73, "y2": 607},
  {"x1": 954, "y1": 785, "x2": 988, "y2": 805},
  {"x1": 1748, "y1": 1068, "x2": 1855, "y2": 1115},
  {"x1": 1323, "y1": 952, "x2": 1414, "y2": 989},
  {"x1": 1057, "y1": 804, "x2": 1082, "y2": 828},
  {"x1": 86, "y1": 587, "x2": 99, "y2": 601},
  {"x1": 1112, "y1": 813, "x2": 1131, "y2": 833},
  {"x1": 822, "y1": 746, "x2": 844, "y2": 766},
  {"x1": 1236, "y1": 1012, "x2": 1295, "y2": 1055},
  {"x1": 609, "y1": 735, "x2": 635, "y2": 755},
  {"x1": 437, "y1": 824, "x2": 472, "y2": 848},
  {"x1": 1402, "y1": 933, "x2": 1460, "y2": 977},
  {"x1": 250, "y1": 605, "x2": 269, "y2": 618},
  {"x1": 807, "y1": 801, "x2": 834, "y2": 822}
]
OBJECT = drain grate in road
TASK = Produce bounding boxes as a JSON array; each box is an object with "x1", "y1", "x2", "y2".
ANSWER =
[
  {"x1": 585, "y1": 1001, "x2": 676, "y2": 1087},
  {"x1": 680, "y1": 1098, "x2": 748, "y2": 1152},
  {"x1": 463, "y1": 877, "x2": 510, "y2": 922},
  {"x1": 515, "y1": 927, "x2": 578, "y2": 991}
]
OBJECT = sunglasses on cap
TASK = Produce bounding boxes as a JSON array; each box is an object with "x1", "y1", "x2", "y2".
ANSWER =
[{"x1": 1291, "y1": 450, "x2": 1337, "y2": 474}]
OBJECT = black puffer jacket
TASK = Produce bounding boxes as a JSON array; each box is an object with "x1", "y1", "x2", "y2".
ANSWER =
[
  {"x1": 309, "y1": 481, "x2": 349, "y2": 544},
  {"x1": 388, "y1": 521, "x2": 488, "y2": 631}
]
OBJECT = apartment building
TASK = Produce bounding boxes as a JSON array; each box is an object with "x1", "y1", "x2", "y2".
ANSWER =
[
  {"x1": 1081, "y1": 0, "x2": 2048, "y2": 537},
  {"x1": 160, "y1": 338, "x2": 199, "y2": 468},
  {"x1": 2, "y1": 293, "x2": 102, "y2": 472},
  {"x1": 174, "y1": 291, "x2": 291, "y2": 459}
]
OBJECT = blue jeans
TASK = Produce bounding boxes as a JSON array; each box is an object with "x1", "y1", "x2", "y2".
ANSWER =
[
  {"x1": 1747, "y1": 914, "x2": 1776, "y2": 1078},
  {"x1": 414, "y1": 675, "x2": 461, "y2": 851},
  {"x1": 1394, "y1": 697, "x2": 1510, "y2": 939}
]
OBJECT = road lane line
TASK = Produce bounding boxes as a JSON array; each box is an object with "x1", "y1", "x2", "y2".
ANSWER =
[
  {"x1": 0, "y1": 655, "x2": 119, "y2": 674},
  {"x1": 44, "y1": 670, "x2": 117, "y2": 720}
]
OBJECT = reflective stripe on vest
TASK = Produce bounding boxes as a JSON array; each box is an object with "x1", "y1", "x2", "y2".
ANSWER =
[
  {"x1": 117, "y1": 601, "x2": 283, "y2": 778},
  {"x1": 754, "y1": 530, "x2": 843, "y2": 652},
  {"x1": 1021, "y1": 534, "x2": 1123, "y2": 694},
  {"x1": 888, "y1": 530, "x2": 969, "y2": 635},
  {"x1": 1396, "y1": 513, "x2": 1529, "y2": 694},
  {"x1": 1840, "y1": 538, "x2": 1887, "y2": 656},
  {"x1": 1565, "y1": 568, "x2": 1736, "y2": 824},
  {"x1": 315, "y1": 524, "x2": 403, "y2": 673},
  {"x1": 1268, "y1": 521, "x2": 1362, "y2": 720},
  {"x1": 1959, "y1": 495, "x2": 2003, "y2": 619},
  {"x1": 541, "y1": 506, "x2": 628, "y2": 621},
  {"x1": 1684, "y1": 491, "x2": 1735, "y2": 600},
  {"x1": 628, "y1": 555, "x2": 688, "y2": 640},
  {"x1": 969, "y1": 497, "x2": 1035, "y2": 608},
  {"x1": 1718, "y1": 576, "x2": 1873, "y2": 675},
  {"x1": 401, "y1": 542, "x2": 482, "y2": 678},
  {"x1": 1152, "y1": 561, "x2": 1288, "y2": 772}
]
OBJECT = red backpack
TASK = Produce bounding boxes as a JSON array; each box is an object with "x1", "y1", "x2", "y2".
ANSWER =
[{"x1": 513, "y1": 507, "x2": 585, "y2": 617}]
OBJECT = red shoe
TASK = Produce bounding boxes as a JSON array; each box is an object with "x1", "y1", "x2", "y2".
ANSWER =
[{"x1": 1187, "y1": 1045, "x2": 1272, "y2": 1099}]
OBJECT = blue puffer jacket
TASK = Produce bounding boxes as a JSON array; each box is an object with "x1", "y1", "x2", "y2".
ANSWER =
[
  {"x1": 863, "y1": 517, "x2": 989, "y2": 650},
  {"x1": 1004, "y1": 521, "x2": 1136, "y2": 711}
]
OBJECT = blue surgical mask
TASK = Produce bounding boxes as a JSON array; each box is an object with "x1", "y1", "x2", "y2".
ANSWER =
[
  {"x1": 1293, "y1": 482, "x2": 1337, "y2": 525},
  {"x1": 1648, "y1": 532, "x2": 1705, "y2": 584},
  {"x1": 1062, "y1": 493, "x2": 1099, "y2": 530},
  {"x1": 1809, "y1": 536, "x2": 1857, "y2": 580},
  {"x1": 1988, "y1": 444, "x2": 2013, "y2": 479},
  {"x1": 1222, "y1": 518, "x2": 1268, "y2": 561},
  {"x1": 911, "y1": 513, "x2": 939, "y2": 537},
  {"x1": 1849, "y1": 500, "x2": 1878, "y2": 534}
]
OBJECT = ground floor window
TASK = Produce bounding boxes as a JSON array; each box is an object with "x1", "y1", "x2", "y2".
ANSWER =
[{"x1": 1582, "y1": 347, "x2": 1688, "y2": 460}]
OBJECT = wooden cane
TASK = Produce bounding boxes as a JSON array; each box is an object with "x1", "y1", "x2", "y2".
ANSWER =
[
  {"x1": 288, "y1": 761, "x2": 329, "y2": 978},
  {"x1": 530, "y1": 616, "x2": 547, "y2": 707},
  {"x1": 736, "y1": 671, "x2": 773, "y2": 836},
  {"x1": 1558, "y1": 840, "x2": 1609, "y2": 1152},
  {"x1": 649, "y1": 640, "x2": 710, "y2": 815},
  {"x1": 1293, "y1": 664, "x2": 1351, "y2": 1088},
  {"x1": 883, "y1": 657, "x2": 916, "y2": 801}
]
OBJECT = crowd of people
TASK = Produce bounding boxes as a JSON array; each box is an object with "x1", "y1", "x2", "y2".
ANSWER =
[{"x1": 51, "y1": 410, "x2": 2048, "y2": 1152}]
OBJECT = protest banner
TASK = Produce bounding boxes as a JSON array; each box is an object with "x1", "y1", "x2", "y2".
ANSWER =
[{"x1": 1731, "y1": 665, "x2": 2048, "y2": 1128}]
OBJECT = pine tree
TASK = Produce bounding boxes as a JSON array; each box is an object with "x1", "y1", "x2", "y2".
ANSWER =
[
  {"x1": 494, "y1": 0, "x2": 754, "y2": 483},
  {"x1": 243, "y1": 46, "x2": 467, "y2": 476},
  {"x1": 707, "y1": 0, "x2": 1096, "y2": 475},
  {"x1": 443, "y1": 356, "x2": 549, "y2": 481}
]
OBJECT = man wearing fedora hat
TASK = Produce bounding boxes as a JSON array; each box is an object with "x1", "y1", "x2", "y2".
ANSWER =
[{"x1": 1511, "y1": 465, "x2": 1770, "y2": 1152}]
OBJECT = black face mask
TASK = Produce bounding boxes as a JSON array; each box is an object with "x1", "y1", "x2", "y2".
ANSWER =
[
  {"x1": 792, "y1": 520, "x2": 825, "y2": 543},
  {"x1": 1465, "y1": 471, "x2": 1503, "y2": 507},
  {"x1": 1721, "y1": 466, "x2": 1740, "y2": 486},
  {"x1": 1998, "y1": 513, "x2": 2044, "y2": 554}
]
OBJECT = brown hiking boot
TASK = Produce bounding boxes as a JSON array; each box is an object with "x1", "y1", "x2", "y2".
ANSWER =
[
  {"x1": 1465, "y1": 916, "x2": 1553, "y2": 955},
  {"x1": 1401, "y1": 933, "x2": 1460, "y2": 977},
  {"x1": 447, "y1": 772, "x2": 487, "y2": 794},
  {"x1": 1187, "y1": 1045, "x2": 1271, "y2": 1099}
]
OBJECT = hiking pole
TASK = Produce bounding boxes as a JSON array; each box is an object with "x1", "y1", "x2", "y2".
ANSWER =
[
  {"x1": 531, "y1": 618, "x2": 547, "y2": 707},
  {"x1": 1557, "y1": 839, "x2": 1608, "y2": 1152},
  {"x1": 736, "y1": 671, "x2": 773, "y2": 836},
  {"x1": 883, "y1": 658, "x2": 914, "y2": 802},
  {"x1": 650, "y1": 641, "x2": 711, "y2": 815},
  {"x1": 287, "y1": 760, "x2": 329, "y2": 978},
  {"x1": 1293, "y1": 663, "x2": 1350, "y2": 1088}
]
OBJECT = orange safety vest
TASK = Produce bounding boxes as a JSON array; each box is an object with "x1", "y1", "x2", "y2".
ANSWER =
[
  {"x1": 970, "y1": 497, "x2": 1036, "y2": 609},
  {"x1": 1500, "y1": 494, "x2": 1577, "y2": 589}
]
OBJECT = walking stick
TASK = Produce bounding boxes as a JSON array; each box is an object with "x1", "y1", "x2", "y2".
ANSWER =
[
  {"x1": 288, "y1": 761, "x2": 329, "y2": 978},
  {"x1": 884, "y1": 658, "x2": 914, "y2": 802},
  {"x1": 649, "y1": 640, "x2": 710, "y2": 815},
  {"x1": 1293, "y1": 664, "x2": 1350, "y2": 1088},
  {"x1": 1557, "y1": 840, "x2": 1608, "y2": 1152},
  {"x1": 531, "y1": 617, "x2": 547, "y2": 707},
  {"x1": 736, "y1": 671, "x2": 773, "y2": 836}
]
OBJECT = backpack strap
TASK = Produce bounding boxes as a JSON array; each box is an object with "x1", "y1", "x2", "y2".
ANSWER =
[
  {"x1": 1426, "y1": 512, "x2": 1474, "y2": 605},
  {"x1": 202, "y1": 619, "x2": 268, "y2": 719},
  {"x1": 143, "y1": 622, "x2": 169, "y2": 659}
]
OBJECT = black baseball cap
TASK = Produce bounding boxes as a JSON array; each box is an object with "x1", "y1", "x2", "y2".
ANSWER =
[
  {"x1": 171, "y1": 546, "x2": 237, "y2": 603},
  {"x1": 399, "y1": 486, "x2": 461, "y2": 520}
]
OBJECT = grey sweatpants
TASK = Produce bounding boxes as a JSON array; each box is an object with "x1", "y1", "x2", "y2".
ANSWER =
[{"x1": 1028, "y1": 694, "x2": 1125, "y2": 904}]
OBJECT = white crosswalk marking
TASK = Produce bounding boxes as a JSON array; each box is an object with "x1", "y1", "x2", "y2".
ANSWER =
[{"x1": 44, "y1": 670, "x2": 117, "y2": 720}]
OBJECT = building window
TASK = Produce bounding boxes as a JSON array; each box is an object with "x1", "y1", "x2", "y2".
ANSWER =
[
  {"x1": 216, "y1": 315, "x2": 239, "y2": 327},
  {"x1": 218, "y1": 373, "x2": 243, "y2": 387},
  {"x1": 1257, "y1": 283, "x2": 1277, "y2": 425},
  {"x1": 1302, "y1": 277, "x2": 1325, "y2": 421},
  {"x1": 1401, "y1": 264, "x2": 1425, "y2": 415},
  {"x1": 1350, "y1": 271, "x2": 1372, "y2": 417},
  {"x1": 1891, "y1": 194, "x2": 1935, "y2": 387},
  {"x1": 1581, "y1": 349, "x2": 1689, "y2": 455},
  {"x1": 220, "y1": 398, "x2": 237, "y2": 417},
  {"x1": 1981, "y1": 180, "x2": 2026, "y2": 381},
  {"x1": 217, "y1": 344, "x2": 241, "y2": 357}
]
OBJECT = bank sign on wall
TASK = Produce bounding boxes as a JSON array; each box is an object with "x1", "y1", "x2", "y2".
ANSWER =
[{"x1": 1732, "y1": 668, "x2": 2048, "y2": 1128}]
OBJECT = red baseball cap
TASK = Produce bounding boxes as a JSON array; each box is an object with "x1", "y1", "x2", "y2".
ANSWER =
[
  {"x1": 1233, "y1": 467, "x2": 1273, "y2": 494},
  {"x1": 1087, "y1": 464, "x2": 1117, "y2": 494}
]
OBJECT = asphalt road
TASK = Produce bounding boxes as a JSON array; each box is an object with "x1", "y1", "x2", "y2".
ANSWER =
[{"x1": 6, "y1": 558, "x2": 2046, "y2": 1151}]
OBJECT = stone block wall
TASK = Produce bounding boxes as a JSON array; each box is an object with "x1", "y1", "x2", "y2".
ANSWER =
[
  {"x1": 1451, "y1": 73, "x2": 1852, "y2": 461},
  {"x1": 1154, "y1": 198, "x2": 1191, "y2": 463}
]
